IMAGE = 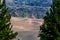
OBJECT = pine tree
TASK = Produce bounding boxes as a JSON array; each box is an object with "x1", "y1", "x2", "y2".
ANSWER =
[
  {"x1": 38, "y1": 0, "x2": 60, "y2": 40},
  {"x1": 0, "y1": 0, "x2": 18, "y2": 40}
]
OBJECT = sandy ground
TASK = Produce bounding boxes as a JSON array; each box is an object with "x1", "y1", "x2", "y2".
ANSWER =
[{"x1": 11, "y1": 17, "x2": 44, "y2": 40}]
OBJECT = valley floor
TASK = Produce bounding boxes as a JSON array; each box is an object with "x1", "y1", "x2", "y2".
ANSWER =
[{"x1": 11, "y1": 17, "x2": 44, "y2": 40}]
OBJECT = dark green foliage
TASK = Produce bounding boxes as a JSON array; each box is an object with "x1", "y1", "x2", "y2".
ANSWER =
[
  {"x1": 36, "y1": 12, "x2": 40, "y2": 19},
  {"x1": 0, "y1": 0, "x2": 18, "y2": 40},
  {"x1": 21, "y1": 13, "x2": 27, "y2": 17},
  {"x1": 38, "y1": 0, "x2": 60, "y2": 40}
]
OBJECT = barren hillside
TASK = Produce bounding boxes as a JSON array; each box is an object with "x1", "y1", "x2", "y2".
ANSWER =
[{"x1": 11, "y1": 17, "x2": 44, "y2": 40}]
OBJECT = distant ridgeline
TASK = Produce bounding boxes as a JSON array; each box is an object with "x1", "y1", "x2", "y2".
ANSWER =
[{"x1": 6, "y1": 0, "x2": 52, "y2": 19}]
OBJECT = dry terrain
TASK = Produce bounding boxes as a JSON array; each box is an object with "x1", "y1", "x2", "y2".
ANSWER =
[{"x1": 11, "y1": 17, "x2": 44, "y2": 40}]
